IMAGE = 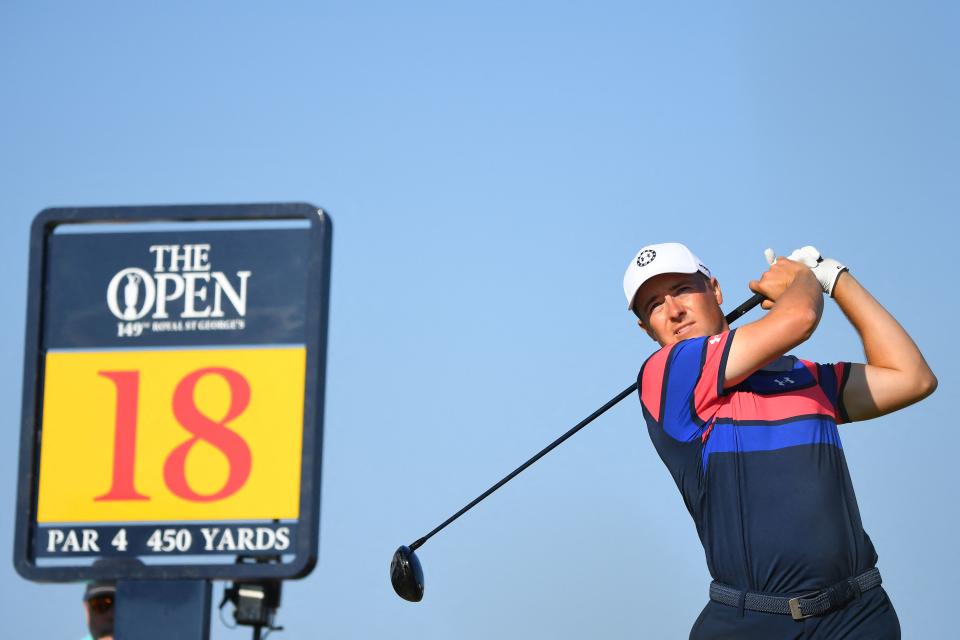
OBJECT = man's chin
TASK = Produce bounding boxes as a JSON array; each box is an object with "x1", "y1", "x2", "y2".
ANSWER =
[{"x1": 663, "y1": 328, "x2": 710, "y2": 345}]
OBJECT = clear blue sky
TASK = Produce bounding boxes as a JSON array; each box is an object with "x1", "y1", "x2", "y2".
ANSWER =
[{"x1": 1, "y1": 2, "x2": 957, "y2": 637}]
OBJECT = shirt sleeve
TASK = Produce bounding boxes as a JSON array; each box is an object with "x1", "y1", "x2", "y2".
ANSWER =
[
  {"x1": 639, "y1": 329, "x2": 735, "y2": 442},
  {"x1": 814, "y1": 361, "x2": 853, "y2": 424}
]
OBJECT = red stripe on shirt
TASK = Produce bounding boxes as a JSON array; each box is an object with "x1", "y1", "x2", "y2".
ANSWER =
[{"x1": 641, "y1": 345, "x2": 674, "y2": 424}]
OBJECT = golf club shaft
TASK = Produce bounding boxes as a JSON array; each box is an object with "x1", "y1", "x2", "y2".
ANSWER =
[
  {"x1": 409, "y1": 380, "x2": 638, "y2": 551},
  {"x1": 408, "y1": 291, "x2": 765, "y2": 552}
]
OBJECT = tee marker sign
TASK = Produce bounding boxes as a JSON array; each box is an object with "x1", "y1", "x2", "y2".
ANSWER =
[{"x1": 14, "y1": 203, "x2": 331, "y2": 582}]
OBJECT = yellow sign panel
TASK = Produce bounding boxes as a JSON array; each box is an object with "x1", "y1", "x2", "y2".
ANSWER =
[{"x1": 38, "y1": 347, "x2": 306, "y2": 523}]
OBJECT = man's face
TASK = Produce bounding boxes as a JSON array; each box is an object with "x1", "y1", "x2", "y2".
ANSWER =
[
  {"x1": 84, "y1": 593, "x2": 115, "y2": 640},
  {"x1": 633, "y1": 272, "x2": 727, "y2": 346}
]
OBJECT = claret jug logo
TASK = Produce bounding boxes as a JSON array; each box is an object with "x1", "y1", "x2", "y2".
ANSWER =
[{"x1": 107, "y1": 244, "x2": 251, "y2": 338}]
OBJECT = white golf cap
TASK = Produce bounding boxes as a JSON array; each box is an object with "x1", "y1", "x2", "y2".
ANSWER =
[{"x1": 623, "y1": 242, "x2": 712, "y2": 311}]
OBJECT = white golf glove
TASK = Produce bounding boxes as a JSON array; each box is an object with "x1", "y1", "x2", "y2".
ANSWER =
[{"x1": 764, "y1": 246, "x2": 848, "y2": 296}]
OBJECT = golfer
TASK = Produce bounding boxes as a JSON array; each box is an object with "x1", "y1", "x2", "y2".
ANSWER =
[{"x1": 623, "y1": 243, "x2": 935, "y2": 639}]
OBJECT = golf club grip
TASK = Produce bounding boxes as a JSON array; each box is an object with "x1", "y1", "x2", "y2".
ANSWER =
[
  {"x1": 724, "y1": 292, "x2": 764, "y2": 324},
  {"x1": 408, "y1": 292, "x2": 764, "y2": 552}
]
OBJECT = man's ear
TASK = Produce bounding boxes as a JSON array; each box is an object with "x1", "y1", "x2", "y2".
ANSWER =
[{"x1": 709, "y1": 276, "x2": 723, "y2": 306}]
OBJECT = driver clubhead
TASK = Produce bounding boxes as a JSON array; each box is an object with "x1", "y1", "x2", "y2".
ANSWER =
[{"x1": 391, "y1": 545, "x2": 425, "y2": 602}]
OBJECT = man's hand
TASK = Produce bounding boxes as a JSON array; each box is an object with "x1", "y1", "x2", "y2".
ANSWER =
[
  {"x1": 722, "y1": 250, "x2": 824, "y2": 388},
  {"x1": 749, "y1": 253, "x2": 821, "y2": 310},
  {"x1": 784, "y1": 245, "x2": 848, "y2": 296}
]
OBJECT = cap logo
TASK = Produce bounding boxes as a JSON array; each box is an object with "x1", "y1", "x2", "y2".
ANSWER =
[{"x1": 637, "y1": 249, "x2": 656, "y2": 267}]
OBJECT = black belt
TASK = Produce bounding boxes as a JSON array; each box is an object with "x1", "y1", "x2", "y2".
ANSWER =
[{"x1": 709, "y1": 568, "x2": 882, "y2": 621}]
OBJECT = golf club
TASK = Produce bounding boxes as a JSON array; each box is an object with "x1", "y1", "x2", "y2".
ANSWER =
[{"x1": 390, "y1": 292, "x2": 765, "y2": 602}]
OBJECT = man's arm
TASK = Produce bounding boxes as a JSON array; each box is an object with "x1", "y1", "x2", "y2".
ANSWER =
[
  {"x1": 723, "y1": 258, "x2": 824, "y2": 388},
  {"x1": 832, "y1": 271, "x2": 937, "y2": 421}
]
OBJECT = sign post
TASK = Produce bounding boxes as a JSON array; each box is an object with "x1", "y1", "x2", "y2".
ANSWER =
[
  {"x1": 14, "y1": 203, "x2": 331, "y2": 637},
  {"x1": 115, "y1": 580, "x2": 212, "y2": 640}
]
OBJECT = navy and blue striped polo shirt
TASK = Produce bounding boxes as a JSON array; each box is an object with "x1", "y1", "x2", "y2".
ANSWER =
[{"x1": 639, "y1": 329, "x2": 878, "y2": 593}]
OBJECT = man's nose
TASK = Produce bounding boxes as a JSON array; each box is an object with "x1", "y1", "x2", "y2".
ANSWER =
[{"x1": 664, "y1": 295, "x2": 684, "y2": 318}]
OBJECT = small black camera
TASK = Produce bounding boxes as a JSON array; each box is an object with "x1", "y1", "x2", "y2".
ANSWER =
[
  {"x1": 219, "y1": 556, "x2": 284, "y2": 638},
  {"x1": 226, "y1": 580, "x2": 281, "y2": 627}
]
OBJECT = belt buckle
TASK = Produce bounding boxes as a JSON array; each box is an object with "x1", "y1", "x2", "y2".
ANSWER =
[{"x1": 788, "y1": 592, "x2": 818, "y2": 621}]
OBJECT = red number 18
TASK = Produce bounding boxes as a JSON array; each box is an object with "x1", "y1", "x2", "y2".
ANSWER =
[{"x1": 95, "y1": 368, "x2": 252, "y2": 503}]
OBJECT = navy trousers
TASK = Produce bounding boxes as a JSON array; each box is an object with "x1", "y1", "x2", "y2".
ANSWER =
[{"x1": 689, "y1": 586, "x2": 900, "y2": 640}]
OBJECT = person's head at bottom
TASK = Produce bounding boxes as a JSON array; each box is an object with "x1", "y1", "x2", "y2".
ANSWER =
[
  {"x1": 623, "y1": 242, "x2": 728, "y2": 346},
  {"x1": 83, "y1": 581, "x2": 115, "y2": 640}
]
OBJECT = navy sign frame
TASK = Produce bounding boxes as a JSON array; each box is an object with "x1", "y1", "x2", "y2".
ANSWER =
[{"x1": 14, "y1": 203, "x2": 331, "y2": 582}]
